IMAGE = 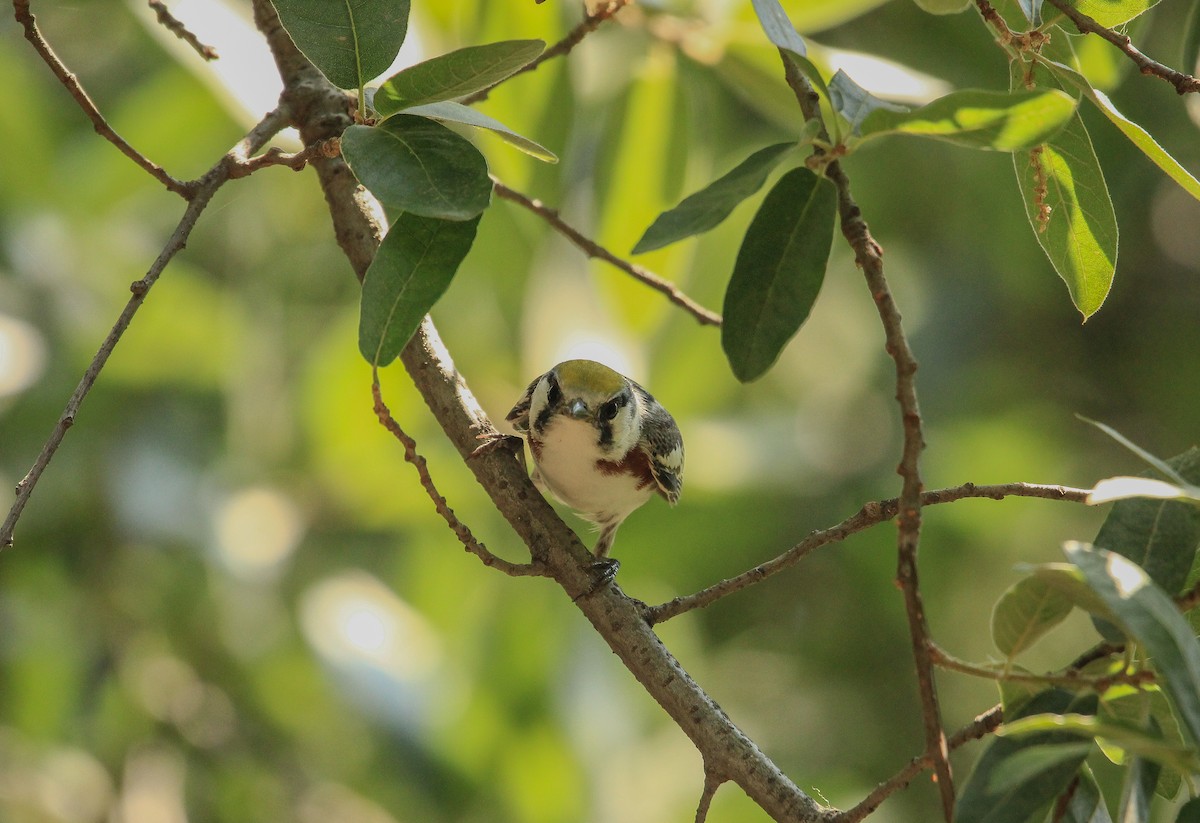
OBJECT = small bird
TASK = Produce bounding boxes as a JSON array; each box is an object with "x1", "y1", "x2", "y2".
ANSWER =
[{"x1": 504, "y1": 359, "x2": 683, "y2": 559}]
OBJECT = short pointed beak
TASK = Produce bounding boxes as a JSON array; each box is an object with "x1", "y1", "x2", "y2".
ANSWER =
[{"x1": 568, "y1": 399, "x2": 588, "y2": 419}]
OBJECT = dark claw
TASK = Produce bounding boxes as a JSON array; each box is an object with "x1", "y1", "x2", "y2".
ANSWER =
[{"x1": 573, "y1": 557, "x2": 620, "y2": 601}]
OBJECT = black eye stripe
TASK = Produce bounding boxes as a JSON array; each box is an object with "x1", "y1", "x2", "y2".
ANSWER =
[
  {"x1": 599, "y1": 392, "x2": 628, "y2": 421},
  {"x1": 545, "y1": 374, "x2": 562, "y2": 405}
]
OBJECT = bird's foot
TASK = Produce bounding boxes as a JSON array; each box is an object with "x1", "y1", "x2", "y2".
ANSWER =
[{"x1": 573, "y1": 557, "x2": 620, "y2": 601}]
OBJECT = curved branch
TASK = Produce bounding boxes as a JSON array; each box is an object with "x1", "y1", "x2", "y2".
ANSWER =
[
  {"x1": 13, "y1": 0, "x2": 193, "y2": 196},
  {"x1": 645, "y1": 482, "x2": 1089, "y2": 624},
  {"x1": 491, "y1": 178, "x2": 722, "y2": 326},
  {"x1": 1043, "y1": 0, "x2": 1200, "y2": 95}
]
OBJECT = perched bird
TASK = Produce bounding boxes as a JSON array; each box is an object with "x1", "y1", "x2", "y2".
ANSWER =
[{"x1": 504, "y1": 359, "x2": 683, "y2": 559}]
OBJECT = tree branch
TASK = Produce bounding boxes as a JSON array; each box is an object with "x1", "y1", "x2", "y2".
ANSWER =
[
  {"x1": 13, "y1": 0, "x2": 194, "y2": 196},
  {"x1": 252, "y1": 2, "x2": 832, "y2": 819},
  {"x1": 459, "y1": 0, "x2": 634, "y2": 106},
  {"x1": 148, "y1": 0, "x2": 218, "y2": 61},
  {"x1": 0, "y1": 106, "x2": 295, "y2": 550},
  {"x1": 1043, "y1": 0, "x2": 1200, "y2": 95},
  {"x1": 371, "y1": 373, "x2": 546, "y2": 578},
  {"x1": 776, "y1": 48, "x2": 953, "y2": 820},
  {"x1": 645, "y1": 482, "x2": 1089, "y2": 624},
  {"x1": 492, "y1": 178, "x2": 722, "y2": 326}
]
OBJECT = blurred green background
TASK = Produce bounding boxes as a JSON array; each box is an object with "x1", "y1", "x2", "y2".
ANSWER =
[{"x1": 2, "y1": 0, "x2": 1199, "y2": 820}]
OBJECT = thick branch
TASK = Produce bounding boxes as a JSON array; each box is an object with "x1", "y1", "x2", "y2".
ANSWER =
[
  {"x1": 1043, "y1": 0, "x2": 1200, "y2": 95},
  {"x1": 1, "y1": 107, "x2": 293, "y2": 550},
  {"x1": 778, "y1": 49, "x2": 953, "y2": 819},
  {"x1": 492, "y1": 178, "x2": 722, "y2": 326},
  {"x1": 13, "y1": 0, "x2": 193, "y2": 196},
  {"x1": 252, "y1": 2, "x2": 831, "y2": 819},
  {"x1": 645, "y1": 482, "x2": 1089, "y2": 624}
]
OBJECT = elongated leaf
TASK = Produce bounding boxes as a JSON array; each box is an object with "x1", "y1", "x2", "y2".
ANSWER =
[
  {"x1": 1023, "y1": 563, "x2": 1120, "y2": 625},
  {"x1": 986, "y1": 742, "x2": 1095, "y2": 793},
  {"x1": 749, "y1": 0, "x2": 808, "y2": 55},
  {"x1": 992, "y1": 573, "x2": 1076, "y2": 657},
  {"x1": 1100, "y1": 684, "x2": 1185, "y2": 798},
  {"x1": 374, "y1": 40, "x2": 545, "y2": 116},
  {"x1": 1070, "y1": 0, "x2": 1158, "y2": 27},
  {"x1": 359, "y1": 213, "x2": 481, "y2": 366},
  {"x1": 1116, "y1": 757, "x2": 1159, "y2": 823},
  {"x1": 1018, "y1": 0, "x2": 1044, "y2": 26},
  {"x1": 399, "y1": 101, "x2": 557, "y2": 163},
  {"x1": 1000, "y1": 712, "x2": 1200, "y2": 774},
  {"x1": 722, "y1": 168, "x2": 836, "y2": 382},
  {"x1": 956, "y1": 688, "x2": 1098, "y2": 823},
  {"x1": 829, "y1": 70, "x2": 908, "y2": 135},
  {"x1": 1047, "y1": 60, "x2": 1200, "y2": 203},
  {"x1": 861, "y1": 87, "x2": 1076, "y2": 150},
  {"x1": 1066, "y1": 542, "x2": 1200, "y2": 747},
  {"x1": 1080, "y1": 416, "x2": 1190, "y2": 486},
  {"x1": 632, "y1": 143, "x2": 794, "y2": 254},
  {"x1": 1092, "y1": 448, "x2": 1200, "y2": 595},
  {"x1": 341, "y1": 116, "x2": 491, "y2": 221},
  {"x1": 271, "y1": 0, "x2": 409, "y2": 91},
  {"x1": 1014, "y1": 110, "x2": 1116, "y2": 319},
  {"x1": 1088, "y1": 477, "x2": 1200, "y2": 506}
]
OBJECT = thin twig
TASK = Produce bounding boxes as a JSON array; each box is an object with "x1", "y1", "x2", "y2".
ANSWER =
[
  {"x1": 645, "y1": 482, "x2": 1089, "y2": 624},
  {"x1": 149, "y1": 0, "x2": 219, "y2": 61},
  {"x1": 13, "y1": 0, "x2": 193, "y2": 197},
  {"x1": 929, "y1": 643, "x2": 1154, "y2": 690},
  {"x1": 1043, "y1": 0, "x2": 1200, "y2": 95},
  {"x1": 777, "y1": 47, "x2": 952, "y2": 820},
  {"x1": 833, "y1": 706, "x2": 1004, "y2": 823},
  {"x1": 371, "y1": 374, "x2": 546, "y2": 578},
  {"x1": 460, "y1": 0, "x2": 633, "y2": 105},
  {"x1": 1, "y1": 108, "x2": 295, "y2": 550},
  {"x1": 694, "y1": 765, "x2": 724, "y2": 823},
  {"x1": 491, "y1": 178, "x2": 722, "y2": 326}
]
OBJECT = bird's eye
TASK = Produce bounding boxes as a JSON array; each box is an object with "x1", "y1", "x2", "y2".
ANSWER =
[
  {"x1": 545, "y1": 375, "x2": 562, "y2": 405},
  {"x1": 599, "y1": 397, "x2": 622, "y2": 421}
]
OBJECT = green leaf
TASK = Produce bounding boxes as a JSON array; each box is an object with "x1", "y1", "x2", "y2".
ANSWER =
[
  {"x1": 721, "y1": 167, "x2": 837, "y2": 382},
  {"x1": 271, "y1": 0, "x2": 410, "y2": 91},
  {"x1": 1069, "y1": 0, "x2": 1158, "y2": 27},
  {"x1": 1047, "y1": 60, "x2": 1200, "y2": 203},
  {"x1": 1091, "y1": 448, "x2": 1200, "y2": 595},
  {"x1": 986, "y1": 742, "x2": 1095, "y2": 793},
  {"x1": 1013, "y1": 110, "x2": 1116, "y2": 319},
  {"x1": 341, "y1": 116, "x2": 492, "y2": 221},
  {"x1": 1100, "y1": 684, "x2": 1185, "y2": 799},
  {"x1": 749, "y1": 0, "x2": 809, "y2": 55},
  {"x1": 373, "y1": 39, "x2": 545, "y2": 116},
  {"x1": 1080, "y1": 417, "x2": 1192, "y2": 486},
  {"x1": 1000, "y1": 712, "x2": 1200, "y2": 775},
  {"x1": 911, "y1": 0, "x2": 972, "y2": 14},
  {"x1": 992, "y1": 573, "x2": 1076, "y2": 657},
  {"x1": 1088, "y1": 477, "x2": 1200, "y2": 506},
  {"x1": 860, "y1": 87, "x2": 1077, "y2": 151},
  {"x1": 398, "y1": 101, "x2": 557, "y2": 163},
  {"x1": 1184, "y1": 2, "x2": 1200, "y2": 83},
  {"x1": 358, "y1": 213, "x2": 481, "y2": 366},
  {"x1": 632, "y1": 143, "x2": 794, "y2": 254},
  {"x1": 1066, "y1": 542, "x2": 1200, "y2": 748},
  {"x1": 956, "y1": 688, "x2": 1098, "y2": 823},
  {"x1": 1018, "y1": 0, "x2": 1044, "y2": 26},
  {"x1": 1022, "y1": 563, "x2": 1120, "y2": 625},
  {"x1": 1116, "y1": 756, "x2": 1159, "y2": 823},
  {"x1": 829, "y1": 70, "x2": 908, "y2": 135}
]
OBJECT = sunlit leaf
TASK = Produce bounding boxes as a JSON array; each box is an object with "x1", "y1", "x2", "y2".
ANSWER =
[
  {"x1": 722, "y1": 167, "x2": 836, "y2": 382},
  {"x1": 271, "y1": 0, "x2": 410, "y2": 91},
  {"x1": 358, "y1": 213, "x2": 481, "y2": 366},
  {"x1": 860, "y1": 87, "x2": 1076, "y2": 150},
  {"x1": 999, "y1": 712, "x2": 1200, "y2": 774},
  {"x1": 398, "y1": 101, "x2": 557, "y2": 163},
  {"x1": 1069, "y1": 0, "x2": 1159, "y2": 27},
  {"x1": 1066, "y1": 542, "x2": 1200, "y2": 747},
  {"x1": 1088, "y1": 477, "x2": 1200, "y2": 506},
  {"x1": 632, "y1": 142, "x2": 794, "y2": 253},
  {"x1": 1013, "y1": 111, "x2": 1116, "y2": 319},
  {"x1": 992, "y1": 573, "x2": 1076, "y2": 657},
  {"x1": 956, "y1": 689, "x2": 1098, "y2": 823},
  {"x1": 1047, "y1": 60, "x2": 1200, "y2": 203},
  {"x1": 374, "y1": 39, "x2": 545, "y2": 116},
  {"x1": 341, "y1": 116, "x2": 492, "y2": 221}
]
